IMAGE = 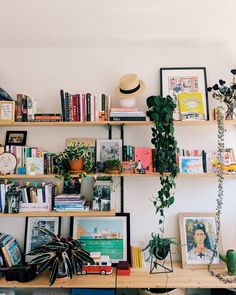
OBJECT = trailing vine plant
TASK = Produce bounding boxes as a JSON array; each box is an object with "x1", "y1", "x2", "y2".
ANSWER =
[{"x1": 146, "y1": 95, "x2": 179, "y2": 234}]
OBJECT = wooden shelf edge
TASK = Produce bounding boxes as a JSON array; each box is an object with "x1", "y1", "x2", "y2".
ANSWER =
[
  {"x1": 0, "y1": 119, "x2": 236, "y2": 127},
  {"x1": 1, "y1": 173, "x2": 235, "y2": 179},
  {"x1": 0, "y1": 209, "x2": 116, "y2": 217}
]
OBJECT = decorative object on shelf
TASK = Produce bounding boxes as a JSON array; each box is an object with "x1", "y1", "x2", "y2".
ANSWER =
[
  {"x1": 178, "y1": 212, "x2": 224, "y2": 269},
  {"x1": 0, "y1": 152, "x2": 17, "y2": 175},
  {"x1": 142, "y1": 233, "x2": 177, "y2": 273},
  {"x1": 0, "y1": 101, "x2": 15, "y2": 123},
  {"x1": 160, "y1": 67, "x2": 209, "y2": 121},
  {"x1": 27, "y1": 226, "x2": 94, "y2": 286},
  {"x1": 5, "y1": 131, "x2": 27, "y2": 146},
  {"x1": 96, "y1": 139, "x2": 122, "y2": 162},
  {"x1": 220, "y1": 249, "x2": 236, "y2": 276},
  {"x1": 24, "y1": 217, "x2": 61, "y2": 263},
  {"x1": 105, "y1": 159, "x2": 122, "y2": 174},
  {"x1": 4, "y1": 264, "x2": 37, "y2": 283},
  {"x1": 146, "y1": 95, "x2": 179, "y2": 273},
  {"x1": 207, "y1": 69, "x2": 236, "y2": 120},
  {"x1": 4, "y1": 188, "x2": 21, "y2": 214},
  {"x1": 71, "y1": 213, "x2": 131, "y2": 264},
  {"x1": 134, "y1": 160, "x2": 146, "y2": 174},
  {"x1": 114, "y1": 73, "x2": 146, "y2": 108},
  {"x1": 54, "y1": 142, "x2": 93, "y2": 186},
  {"x1": 0, "y1": 88, "x2": 13, "y2": 101}
]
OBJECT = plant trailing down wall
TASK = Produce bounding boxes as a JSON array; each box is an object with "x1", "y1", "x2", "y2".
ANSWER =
[
  {"x1": 144, "y1": 95, "x2": 179, "y2": 266},
  {"x1": 146, "y1": 95, "x2": 179, "y2": 231}
]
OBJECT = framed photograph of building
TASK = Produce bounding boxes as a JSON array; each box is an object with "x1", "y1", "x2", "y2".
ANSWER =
[
  {"x1": 160, "y1": 67, "x2": 209, "y2": 121},
  {"x1": 71, "y1": 213, "x2": 130, "y2": 264},
  {"x1": 96, "y1": 139, "x2": 122, "y2": 162},
  {"x1": 24, "y1": 217, "x2": 61, "y2": 262},
  {"x1": 5, "y1": 130, "x2": 27, "y2": 146},
  {"x1": 178, "y1": 213, "x2": 224, "y2": 269}
]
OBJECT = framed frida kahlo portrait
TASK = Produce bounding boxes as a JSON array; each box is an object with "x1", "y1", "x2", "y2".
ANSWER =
[
  {"x1": 160, "y1": 67, "x2": 209, "y2": 121},
  {"x1": 71, "y1": 213, "x2": 130, "y2": 265},
  {"x1": 178, "y1": 213, "x2": 224, "y2": 269}
]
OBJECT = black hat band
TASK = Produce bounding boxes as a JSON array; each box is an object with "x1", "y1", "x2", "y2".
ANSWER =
[{"x1": 120, "y1": 84, "x2": 140, "y2": 94}]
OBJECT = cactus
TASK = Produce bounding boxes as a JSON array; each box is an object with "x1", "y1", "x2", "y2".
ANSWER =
[{"x1": 220, "y1": 249, "x2": 236, "y2": 276}]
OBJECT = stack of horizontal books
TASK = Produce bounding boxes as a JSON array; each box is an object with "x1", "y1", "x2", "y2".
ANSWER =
[
  {"x1": 53, "y1": 194, "x2": 89, "y2": 212},
  {"x1": 109, "y1": 107, "x2": 147, "y2": 121}
]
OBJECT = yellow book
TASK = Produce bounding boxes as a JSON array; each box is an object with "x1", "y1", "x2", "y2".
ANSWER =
[{"x1": 178, "y1": 92, "x2": 206, "y2": 120}]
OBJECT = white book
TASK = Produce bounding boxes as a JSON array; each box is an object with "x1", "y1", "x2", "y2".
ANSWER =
[{"x1": 26, "y1": 157, "x2": 44, "y2": 175}]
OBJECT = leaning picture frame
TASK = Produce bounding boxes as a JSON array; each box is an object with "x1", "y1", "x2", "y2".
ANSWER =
[
  {"x1": 5, "y1": 130, "x2": 27, "y2": 146},
  {"x1": 178, "y1": 212, "x2": 224, "y2": 269},
  {"x1": 160, "y1": 67, "x2": 209, "y2": 121},
  {"x1": 24, "y1": 217, "x2": 61, "y2": 262},
  {"x1": 0, "y1": 101, "x2": 15, "y2": 123},
  {"x1": 96, "y1": 139, "x2": 123, "y2": 162},
  {"x1": 71, "y1": 213, "x2": 131, "y2": 265}
]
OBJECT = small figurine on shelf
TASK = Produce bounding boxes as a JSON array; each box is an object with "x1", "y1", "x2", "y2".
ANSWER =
[{"x1": 135, "y1": 160, "x2": 146, "y2": 174}]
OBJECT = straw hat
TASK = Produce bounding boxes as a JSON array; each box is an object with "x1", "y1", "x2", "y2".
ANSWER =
[{"x1": 114, "y1": 73, "x2": 146, "y2": 99}]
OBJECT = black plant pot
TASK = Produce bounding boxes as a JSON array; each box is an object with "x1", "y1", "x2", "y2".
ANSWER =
[{"x1": 153, "y1": 244, "x2": 170, "y2": 260}]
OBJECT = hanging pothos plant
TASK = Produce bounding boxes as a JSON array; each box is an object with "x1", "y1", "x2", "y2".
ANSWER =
[{"x1": 144, "y1": 95, "x2": 179, "y2": 262}]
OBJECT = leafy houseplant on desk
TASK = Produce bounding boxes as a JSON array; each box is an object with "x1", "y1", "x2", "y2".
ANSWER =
[
  {"x1": 54, "y1": 143, "x2": 94, "y2": 193},
  {"x1": 28, "y1": 227, "x2": 94, "y2": 286},
  {"x1": 144, "y1": 95, "x2": 179, "y2": 273}
]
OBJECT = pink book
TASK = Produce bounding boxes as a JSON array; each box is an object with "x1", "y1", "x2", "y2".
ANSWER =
[
  {"x1": 111, "y1": 107, "x2": 138, "y2": 112},
  {"x1": 135, "y1": 147, "x2": 153, "y2": 173}
]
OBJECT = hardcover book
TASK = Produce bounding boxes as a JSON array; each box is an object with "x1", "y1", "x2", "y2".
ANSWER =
[
  {"x1": 134, "y1": 147, "x2": 153, "y2": 173},
  {"x1": 26, "y1": 157, "x2": 44, "y2": 175},
  {"x1": 178, "y1": 92, "x2": 206, "y2": 120}
]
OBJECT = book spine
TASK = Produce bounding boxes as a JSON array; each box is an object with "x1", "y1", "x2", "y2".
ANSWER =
[
  {"x1": 16, "y1": 94, "x2": 23, "y2": 122},
  {"x1": 110, "y1": 116, "x2": 146, "y2": 121},
  {"x1": 22, "y1": 95, "x2": 28, "y2": 122},
  {"x1": 60, "y1": 89, "x2": 66, "y2": 121},
  {"x1": 86, "y1": 93, "x2": 91, "y2": 121}
]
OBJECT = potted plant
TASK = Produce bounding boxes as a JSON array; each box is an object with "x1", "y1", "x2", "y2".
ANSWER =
[
  {"x1": 105, "y1": 159, "x2": 122, "y2": 174},
  {"x1": 54, "y1": 142, "x2": 94, "y2": 184},
  {"x1": 145, "y1": 95, "x2": 179, "y2": 270},
  {"x1": 27, "y1": 227, "x2": 94, "y2": 286}
]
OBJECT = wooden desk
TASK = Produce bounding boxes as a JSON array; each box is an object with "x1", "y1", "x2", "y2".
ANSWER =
[{"x1": 117, "y1": 263, "x2": 236, "y2": 289}]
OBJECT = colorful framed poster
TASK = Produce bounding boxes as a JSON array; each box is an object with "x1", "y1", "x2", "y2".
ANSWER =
[
  {"x1": 160, "y1": 67, "x2": 209, "y2": 121},
  {"x1": 179, "y1": 213, "x2": 224, "y2": 269},
  {"x1": 71, "y1": 213, "x2": 130, "y2": 264}
]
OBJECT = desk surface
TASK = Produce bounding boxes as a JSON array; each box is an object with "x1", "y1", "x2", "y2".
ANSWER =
[{"x1": 0, "y1": 264, "x2": 235, "y2": 289}]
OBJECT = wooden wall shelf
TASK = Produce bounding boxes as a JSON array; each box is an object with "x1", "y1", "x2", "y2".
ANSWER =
[
  {"x1": 0, "y1": 209, "x2": 116, "y2": 217},
  {"x1": 0, "y1": 120, "x2": 236, "y2": 127},
  {"x1": 1, "y1": 173, "x2": 235, "y2": 179}
]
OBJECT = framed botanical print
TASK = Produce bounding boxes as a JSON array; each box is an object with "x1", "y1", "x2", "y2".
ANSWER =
[
  {"x1": 96, "y1": 139, "x2": 122, "y2": 162},
  {"x1": 71, "y1": 213, "x2": 130, "y2": 264},
  {"x1": 24, "y1": 217, "x2": 61, "y2": 262},
  {"x1": 160, "y1": 67, "x2": 209, "y2": 121},
  {"x1": 178, "y1": 213, "x2": 224, "y2": 269}
]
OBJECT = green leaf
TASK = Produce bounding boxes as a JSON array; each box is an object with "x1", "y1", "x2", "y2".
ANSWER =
[{"x1": 49, "y1": 257, "x2": 60, "y2": 286}]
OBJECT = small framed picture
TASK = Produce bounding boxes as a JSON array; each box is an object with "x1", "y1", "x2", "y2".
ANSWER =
[
  {"x1": 24, "y1": 217, "x2": 61, "y2": 262},
  {"x1": 179, "y1": 156, "x2": 203, "y2": 174},
  {"x1": 71, "y1": 213, "x2": 130, "y2": 264},
  {"x1": 178, "y1": 213, "x2": 224, "y2": 269},
  {"x1": 5, "y1": 131, "x2": 27, "y2": 146},
  {"x1": 0, "y1": 101, "x2": 15, "y2": 123},
  {"x1": 96, "y1": 139, "x2": 122, "y2": 162},
  {"x1": 160, "y1": 67, "x2": 209, "y2": 121}
]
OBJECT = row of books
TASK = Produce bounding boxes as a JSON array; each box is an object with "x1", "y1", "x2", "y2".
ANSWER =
[
  {"x1": 15, "y1": 94, "x2": 40, "y2": 122},
  {"x1": 110, "y1": 108, "x2": 147, "y2": 121},
  {"x1": 0, "y1": 234, "x2": 22, "y2": 267},
  {"x1": 0, "y1": 181, "x2": 57, "y2": 212},
  {"x1": 60, "y1": 90, "x2": 111, "y2": 122},
  {"x1": 3, "y1": 145, "x2": 55, "y2": 175}
]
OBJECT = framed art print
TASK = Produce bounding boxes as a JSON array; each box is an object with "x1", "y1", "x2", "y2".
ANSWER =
[
  {"x1": 179, "y1": 156, "x2": 203, "y2": 174},
  {"x1": 5, "y1": 130, "x2": 27, "y2": 146},
  {"x1": 96, "y1": 139, "x2": 122, "y2": 162},
  {"x1": 178, "y1": 213, "x2": 224, "y2": 269},
  {"x1": 71, "y1": 213, "x2": 130, "y2": 264},
  {"x1": 24, "y1": 217, "x2": 61, "y2": 262},
  {"x1": 0, "y1": 101, "x2": 15, "y2": 123},
  {"x1": 160, "y1": 67, "x2": 209, "y2": 121}
]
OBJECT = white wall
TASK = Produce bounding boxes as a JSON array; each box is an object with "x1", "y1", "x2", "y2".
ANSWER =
[{"x1": 0, "y1": 45, "x2": 235, "y2": 261}]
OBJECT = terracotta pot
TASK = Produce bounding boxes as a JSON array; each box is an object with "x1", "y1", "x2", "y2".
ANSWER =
[{"x1": 69, "y1": 159, "x2": 84, "y2": 172}]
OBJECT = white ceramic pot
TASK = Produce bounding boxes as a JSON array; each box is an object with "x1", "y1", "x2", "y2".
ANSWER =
[{"x1": 119, "y1": 97, "x2": 136, "y2": 108}]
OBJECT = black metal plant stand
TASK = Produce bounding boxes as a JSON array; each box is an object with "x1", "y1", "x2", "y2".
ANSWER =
[{"x1": 150, "y1": 250, "x2": 173, "y2": 274}]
